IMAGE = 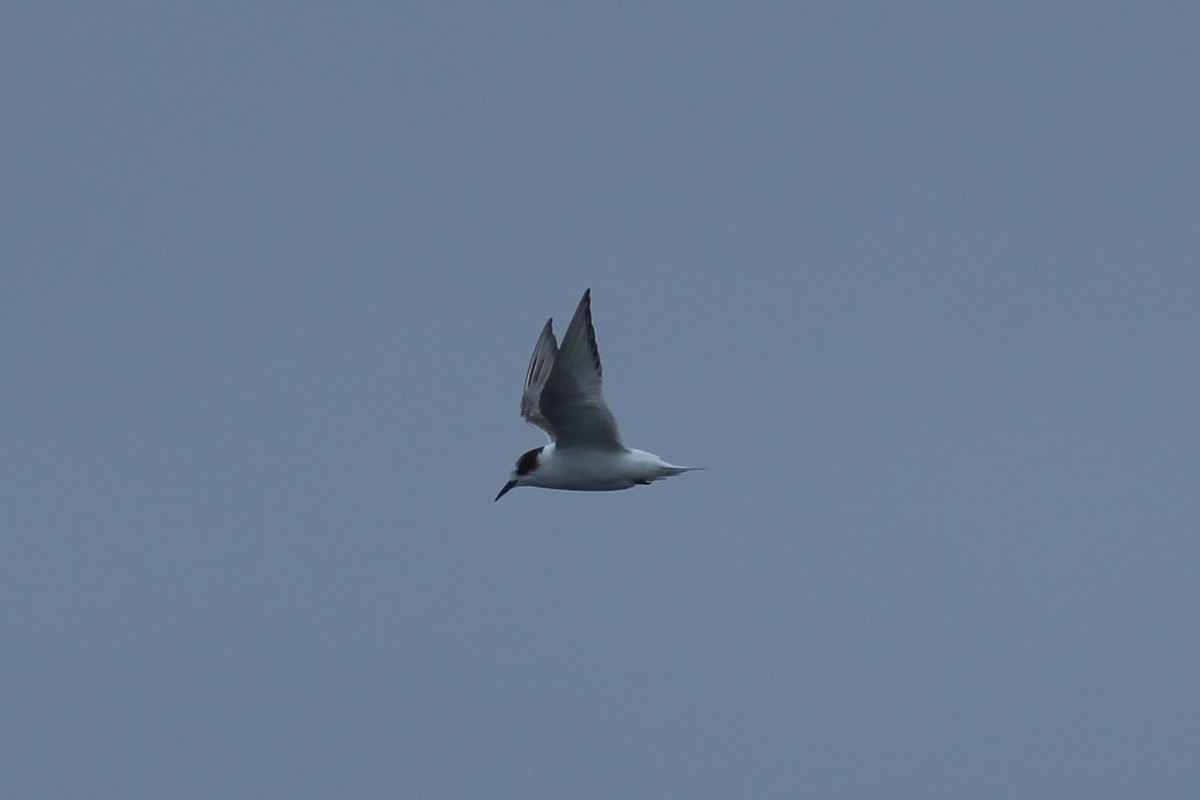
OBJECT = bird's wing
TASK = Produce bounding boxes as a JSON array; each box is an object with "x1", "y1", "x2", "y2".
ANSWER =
[
  {"x1": 520, "y1": 318, "x2": 558, "y2": 441},
  {"x1": 538, "y1": 289, "x2": 624, "y2": 451}
]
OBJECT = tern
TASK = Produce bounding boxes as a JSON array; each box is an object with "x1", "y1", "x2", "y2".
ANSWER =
[{"x1": 495, "y1": 289, "x2": 701, "y2": 501}]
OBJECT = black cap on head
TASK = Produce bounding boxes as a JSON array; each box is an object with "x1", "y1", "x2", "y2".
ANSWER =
[
  {"x1": 495, "y1": 446, "x2": 544, "y2": 502},
  {"x1": 515, "y1": 446, "x2": 543, "y2": 476}
]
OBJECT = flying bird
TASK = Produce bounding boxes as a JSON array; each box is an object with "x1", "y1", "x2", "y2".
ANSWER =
[{"x1": 495, "y1": 289, "x2": 700, "y2": 501}]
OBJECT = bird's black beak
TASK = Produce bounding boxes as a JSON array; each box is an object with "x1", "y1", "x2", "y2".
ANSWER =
[{"x1": 494, "y1": 480, "x2": 517, "y2": 502}]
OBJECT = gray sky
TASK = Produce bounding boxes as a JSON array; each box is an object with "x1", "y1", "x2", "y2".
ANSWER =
[{"x1": 4, "y1": 4, "x2": 1198, "y2": 798}]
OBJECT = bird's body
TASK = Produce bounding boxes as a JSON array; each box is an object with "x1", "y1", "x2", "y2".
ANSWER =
[
  {"x1": 514, "y1": 444, "x2": 695, "y2": 492},
  {"x1": 496, "y1": 289, "x2": 700, "y2": 500}
]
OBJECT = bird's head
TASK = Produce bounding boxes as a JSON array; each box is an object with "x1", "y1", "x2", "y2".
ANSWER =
[{"x1": 494, "y1": 446, "x2": 544, "y2": 501}]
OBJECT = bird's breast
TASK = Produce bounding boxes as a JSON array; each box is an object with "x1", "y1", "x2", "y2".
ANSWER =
[{"x1": 531, "y1": 448, "x2": 643, "y2": 491}]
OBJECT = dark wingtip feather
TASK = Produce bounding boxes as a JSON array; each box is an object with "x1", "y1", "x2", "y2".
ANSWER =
[{"x1": 582, "y1": 290, "x2": 602, "y2": 377}]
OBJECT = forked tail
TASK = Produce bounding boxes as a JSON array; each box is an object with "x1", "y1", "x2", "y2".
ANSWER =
[{"x1": 659, "y1": 465, "x2": 706, "y2": 478}]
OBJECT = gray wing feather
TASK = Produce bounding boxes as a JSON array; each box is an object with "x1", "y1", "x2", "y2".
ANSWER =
[
  {"x1": 539, "y1": 289, "x2": 624, "y2": 450},
  {"x1": 520, "y1": 318, "x2": 558, "y2": 441}
]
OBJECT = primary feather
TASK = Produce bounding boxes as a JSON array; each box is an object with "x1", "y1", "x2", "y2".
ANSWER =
[{"x1": 519, "y1": 290, "x2": 623, "y2": 451}]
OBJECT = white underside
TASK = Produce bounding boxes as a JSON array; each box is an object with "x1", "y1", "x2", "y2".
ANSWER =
[{"x1": 524, "y1": 444, "x2": 698, "y2": 491}]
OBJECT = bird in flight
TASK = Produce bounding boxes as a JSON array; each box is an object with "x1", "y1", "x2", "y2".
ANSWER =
[{"x1": 495, "y1": 289, "x2": 701, "y2": 501}]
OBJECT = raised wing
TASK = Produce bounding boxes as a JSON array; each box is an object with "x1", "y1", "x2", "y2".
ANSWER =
[
  {"x1": 520, "y1": 318, "x2": 558, "y2": 440},
  {"x1": 538, "y1": 289, "x2": 624, "y2": 450}
]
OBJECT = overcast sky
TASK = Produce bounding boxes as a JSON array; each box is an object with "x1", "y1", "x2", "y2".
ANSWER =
[{"x1": 4, "y1": 4, "x2": 1198, "y2": 798}]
